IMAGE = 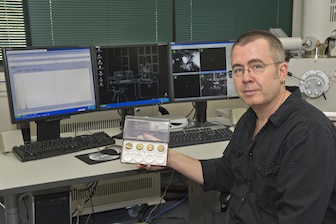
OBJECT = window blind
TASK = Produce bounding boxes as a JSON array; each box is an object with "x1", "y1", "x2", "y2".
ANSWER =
[
  {"x1": 27, "y1": 0, "x2": 173, "y2": 46},
  {"x1": 0, "y1": 0, "x2": 26, "y2": 62},
  {"x1": 174, "y1": 0, "x2": 293, "y2": 42},
  {"x1": 0, "y1": 0, "x2": 293, "y2": 63}
]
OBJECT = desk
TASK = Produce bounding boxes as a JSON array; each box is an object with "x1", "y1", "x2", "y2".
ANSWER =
[{"x1": 0, "y1": 128, "x2": 229, "y2": 224}]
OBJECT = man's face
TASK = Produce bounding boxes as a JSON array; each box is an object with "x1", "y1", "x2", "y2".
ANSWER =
[{"x1": 231, "y1": 39, "x2": 286, "y2": 110}]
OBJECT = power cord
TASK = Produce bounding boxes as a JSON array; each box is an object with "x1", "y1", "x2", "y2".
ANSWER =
[
  {"x1": 144, "y1": 170, "x2": 175, "y2": 223},
  {"x1": 147, "y1": 195, "x2": 188, "y2": 223},
  {"x1": 18, "y1": 193, "x2": 30, "y2": 224},
  {"x1": 72, "y1": 181, "x2": 99, "y2": 224}
]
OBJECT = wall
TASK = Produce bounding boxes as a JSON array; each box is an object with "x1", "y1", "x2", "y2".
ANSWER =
[
  {"x1": 0, "y1": 71, "x2": 16, "y2": 133},
  {"x1": 291, "y1": 0, "x2": 303, "y2": 37}
]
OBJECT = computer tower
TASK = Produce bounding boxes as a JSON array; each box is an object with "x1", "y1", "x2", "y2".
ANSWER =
[{"x1": 29, "y1": 187, "x2": 71, "y2": 224}]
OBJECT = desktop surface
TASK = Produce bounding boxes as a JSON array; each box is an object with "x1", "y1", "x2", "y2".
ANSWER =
[
  {"x1": 0, "y1": 128, "x2": 129, "y2": 196},
  {"x1": 0, "y1": 127, "x2": 228, "y2": 197}
]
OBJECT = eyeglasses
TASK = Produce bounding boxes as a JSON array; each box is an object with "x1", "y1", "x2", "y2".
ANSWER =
[{"x1": 231, "y1": 61, "x2": 283, "y2": 76}]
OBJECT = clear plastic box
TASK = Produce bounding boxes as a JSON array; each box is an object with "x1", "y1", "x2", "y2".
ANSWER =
[{"x1": 120, "y1": 115, "x2": 170, "y2": 166}]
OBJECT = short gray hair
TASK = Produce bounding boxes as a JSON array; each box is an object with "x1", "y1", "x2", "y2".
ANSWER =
[{"x1": 232, "y1": 30, "x2": 285, "y2": 62}]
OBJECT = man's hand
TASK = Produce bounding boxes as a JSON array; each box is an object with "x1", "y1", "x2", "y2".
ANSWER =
[
  {"x1": 143, "y1": 132, "x2": 161, "y2": 142},
  {"x1": 136, "y1": 163, "x2": 166, "y2": 171},
  {"x1": 135, "y1": 132, "x2": 168, "y2": 171}
]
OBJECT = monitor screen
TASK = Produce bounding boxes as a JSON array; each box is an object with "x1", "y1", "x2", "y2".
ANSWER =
[
  {"x1": 168, "y1": 41, "x2": 238, "y2": 126},
  {"x1": 2, "y1": 46, "x2": 98, "y2": 140},
  {"x1": 95, "y1": 43, "x2": 170, "y2": 111},
  {"x1": 169, "y1": 41, "x2": 238, "y2": 102}
]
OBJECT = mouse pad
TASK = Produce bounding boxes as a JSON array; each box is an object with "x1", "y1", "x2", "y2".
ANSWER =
[{"x1": 76, "y1": 151, "x2": 120, "y2": 165}]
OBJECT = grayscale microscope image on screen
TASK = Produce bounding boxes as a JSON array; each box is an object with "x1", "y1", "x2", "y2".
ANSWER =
[
  {"x1": 169, "y1": 41, "x2": 238, "y2": 126},
  {"x1": 96, "y1": 44, "x2": 170, "y2": 110},
  {"x1": 170, "y1": 41, "x2": 238, "y2": 102}
]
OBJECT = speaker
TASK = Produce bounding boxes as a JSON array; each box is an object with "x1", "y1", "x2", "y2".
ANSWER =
[{"x1": 0, "y1": 130, "x2": 24, "y2": 153}]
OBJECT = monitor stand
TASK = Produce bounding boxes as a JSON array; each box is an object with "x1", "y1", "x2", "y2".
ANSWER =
[
  {"x1": 17, "y1": 123, "x2": 31, "y2": 144},
  {"x1": 193, "y1": 101, "x2": 217, "y2": 127},
  {"x1": 113, "y1": 108, "x2": 134, "y2": 139},
  {"x1": 36, "y1": 119, "x2": 61, "y2": 141}
]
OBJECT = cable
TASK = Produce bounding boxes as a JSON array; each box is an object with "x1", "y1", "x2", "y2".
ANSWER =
[
  {"x1": 191, "y1": 102, "x2": 197, "y2": 120},
  {"x1": 178, "y1": 172, "x2": 188, "y2": 189},
  {"x1": 139, "y1": 204, "x2": 151, "y2": 222},
  {"x1": 144, "y1": 170, "x2": 175, "y2": 223},
  {"x1": 18, "y1": 193, "x2": 30, "y2": 224},
  {"x1": 147, "y1": 195, "x2": 188, "y2": 223},
  {"x1": 84, "y1": 194, "x2": 96, "y2": 224},
  {"x1": 0, "y1": 202, "x2": 4, "y2": 210},
  {"x1": 84, "y1": 212, "x2": 93, "y2": 224},
  {"x1": 72, "y1": 181, "x2": 99, "y2": 224}
]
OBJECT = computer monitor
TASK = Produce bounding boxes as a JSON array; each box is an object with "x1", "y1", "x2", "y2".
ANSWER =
[
  {"x1": 95, "y1": 43, "x2": 170, "y2": 128},
  {"x1": 169, "y1": 41, "x2": 238, "y2": 126},
  {"x1": 2, "y1": 46, "x2": 98, "y2": 141}
]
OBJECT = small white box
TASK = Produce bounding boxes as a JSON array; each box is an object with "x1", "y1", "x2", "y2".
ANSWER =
[
  {"x1": 0, "y1": 130, "x2": 24, "y2": 153},
  {"x1": 216, "y1": 108, "x2": 247, "y2": 126}
]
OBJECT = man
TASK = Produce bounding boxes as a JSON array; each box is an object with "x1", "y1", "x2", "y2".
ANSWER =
[{"x1": 139, "y1": 30, "x2": 336, "y2": 223}]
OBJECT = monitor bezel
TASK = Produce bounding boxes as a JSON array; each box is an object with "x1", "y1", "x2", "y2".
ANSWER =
[
  {"x1": 168, "y1": 40, "x2": 239, "y2": 103},
  {"x1": 2, "y1": 45, "x2": 99, "y2": 125},
  {"x1": 95, "y1": 42, "x2": 171, "y2": 112}
]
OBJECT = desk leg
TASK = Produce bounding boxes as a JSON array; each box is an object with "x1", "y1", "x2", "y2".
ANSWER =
[{"x1": 4, "y1": 195, "x2": 19, "y2": 224}]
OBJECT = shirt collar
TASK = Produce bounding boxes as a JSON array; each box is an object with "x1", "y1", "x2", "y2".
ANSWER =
[
  {"x1": 244, "y1": 86, "x2": 302, "y2": 128},
  {"x1": 268, "y1": 86, "x2": 301, "y2": 127}
]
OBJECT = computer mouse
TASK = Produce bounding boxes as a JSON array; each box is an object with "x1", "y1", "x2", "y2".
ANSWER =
[
  {"x1": 89, "y1": 145, "x2": 121, "y2": 161},
  {"x1": 101, "y1": 145, "x2": 122, "y2": 154}
]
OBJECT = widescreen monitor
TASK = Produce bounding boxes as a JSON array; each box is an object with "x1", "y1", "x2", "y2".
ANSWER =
[
  {"x1": 2, "y1": 46, "x2": 98, "y2": 141},
  {"x1": 95, "y1": 43, "x2": 170, "y2": 114},
  {"x1": 169, "y1": 41, "x2": 238, "y2": 125}
]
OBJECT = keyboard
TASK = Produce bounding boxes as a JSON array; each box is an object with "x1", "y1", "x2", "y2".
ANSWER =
[
  {"x1": 169, "y1": 126, "x2": 233, "y2": 148},
  {"x1": 12, "y1": 132, "x2": 116, "y2": 162}
]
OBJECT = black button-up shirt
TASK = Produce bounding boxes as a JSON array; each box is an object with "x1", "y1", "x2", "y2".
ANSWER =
[{"x1": 201, "y1": 87, "x2": 336, "y2": 224}]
